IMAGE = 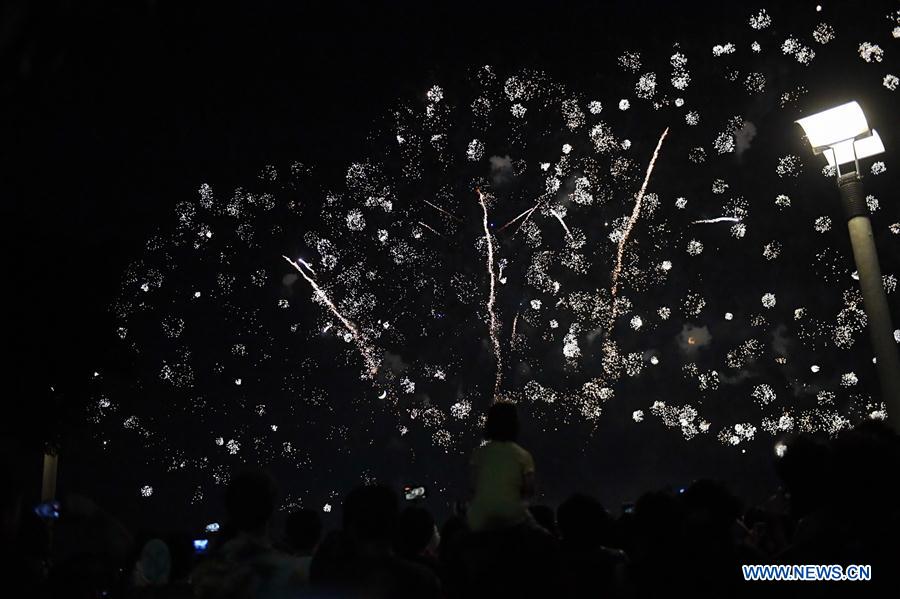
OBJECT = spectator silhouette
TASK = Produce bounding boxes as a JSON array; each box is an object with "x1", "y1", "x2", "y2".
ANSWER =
[
  {"x1": 50, "y1": 492, "x2": 133, "y2": 599},
  {"x1": 284, "y1": 508, "x2": 322, "y2": 585},
  {"x1": 557, "y1": 493, "x2": 626, "y2": 596},
  {"x1": 776, "y1": 424, "x2": 900, "y2": 597},
  {"x1": 680, "y1": 480, "x2": 747, "y2": 596},
  {"x1": 161, "y1": 532, "x2": 196, "y2": 598},
  {"x1": 130, "y1": 535, "x2": 194, "y2": 598},
  {"x1": 467, "y1": 401, "x2": 535, "y2": 532},
  {"x1": 1, "y1": 457, "x2": 50, "y2": 595},
  {"x1": 9, "y1": 421, "x2": 900, "y2": 598},
  {"x1": 774, "y1": 435, "x2": 832, "y2": 521},
  {"x1": 743, "y1": 505, "x2": 789, "y2": 558},
  {"x1": 448, "y1": 402, "x2": 565, "y2": 597},
  {"x1": 310, "y1": 484, "x2": 440, "y2": 598},
  {"x1": 132, "y1": 538, "x2": 171, "y2": 587},
  {"x1": 623, "y1": 490, "x2": 685, "y2": 597},
  {"x1": 192, "y1": 468, "x2": 305, "y2": 599},
  {"x1": 395, "y1": 506, "x2": 440, "y2": 575},
  {"x1": 434, "y1": 514, "x2": 468, "y2": 594}
]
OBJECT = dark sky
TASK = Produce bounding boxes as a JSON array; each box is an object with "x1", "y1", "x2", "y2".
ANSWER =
[{"x1": 3, "y1": 0, "x2": 898, "y2": 531}]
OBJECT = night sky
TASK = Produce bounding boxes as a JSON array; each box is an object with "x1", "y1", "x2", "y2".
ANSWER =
[{"x1": 3, "y1": 0, "x2": 899, "y2": 532}]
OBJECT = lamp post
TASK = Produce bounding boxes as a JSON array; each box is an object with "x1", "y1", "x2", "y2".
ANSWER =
[
  {"x1": 797, "y1": 101, "x2": 900, "y2": 430},
  {"x1": 41, "y1": 446, "x2": 58, "y2": 502}
]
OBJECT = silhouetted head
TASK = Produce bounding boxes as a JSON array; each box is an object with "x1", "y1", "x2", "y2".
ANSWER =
[
  {"x1": 830, "y1": 421, "x2": 900, "y2": 513},
  {"x1": 850, "y1": 418, "x2": 899, "y2": 443},
  {"x1": 682, "y1": 479, "x2": 742, "y2": 533},
  {"x1": 438, "y1": 514, "x2": 468, "y2": 562},
  {"x1": 164, "y1": 531, "x2": 195, "y2": 582},
  {"x1": 286, "y1": 508, "x2": 323, "y2": 555},
  {"x1": 395, "y1": 506, "x2": 436, "y2": 557},
  {"x1": 633, "y1": 490, "x2": 684, "y2": 553},
  {"x1": 557, "y1": 493, "x2": 611, "y2": 549},
  {"x1": 134, "y1": 539, "x2": 171, "y2": 587},
  {"x1": 343, "y1": 485, "x2": 399, "y2": 545},
  {"x1": 485, "y1": 401, "x2": 519, "y2": 441},
  {"x1": 773, "y1": 434, "x2": 831, "y2": 518},
  {"x1": 224, "y1": 469, "x2": 278, "y2": 534}
]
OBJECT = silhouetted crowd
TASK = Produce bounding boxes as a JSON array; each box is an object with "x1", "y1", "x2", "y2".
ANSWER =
[{"x1": 3, "y1": 403, "x2": 900, "y2": 598}]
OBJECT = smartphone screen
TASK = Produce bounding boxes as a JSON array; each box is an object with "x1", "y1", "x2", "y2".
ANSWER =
[
  {"x1": 34, "y1": 500, "x2": 61, "y2": 520},
  {"x1": 193, "y1": 539, "x2": 209, "y2": 554},
  {"x1": 403, "y1": 486, "x2": 426, "y2": 501}
]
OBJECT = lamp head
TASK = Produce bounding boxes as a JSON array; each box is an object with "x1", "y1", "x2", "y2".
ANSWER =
[
  {"x1": 822, "y1": 130, "x2": 884, "y2": 167},
  {"x1": 796, "y1": 101, "x2": 884, "y2": 166}
]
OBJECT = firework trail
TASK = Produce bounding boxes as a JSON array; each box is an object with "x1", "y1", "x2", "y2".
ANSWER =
[
  {"x1": 608, "y1": 127, "x2": 670, "y2": 330},
  {"x1": 496, "y1": 205, "x2": 535, "y2": 233},
  {"x1": 477, "y1": 188, "x2": 503, "y2": 400},
  {"x1": 550, "y1": 208, "x2": 574, "y2": 241},
  {"x1": 416, "y1": 221, "x2": 444, "y2": 237},
  {"x1": 282, "y1": 255, "x2": 380, "y2": 376},
  {"x1": 692, "y1": 216, "x2": 742, "y2": 224},
  {"x1": 423, "y1": 199, "x2": 463, "y2": 222},
  {"x1": 295, "y1": 257, "x2": 317, "y2": 276},
  {"x1": 496, "y1": 190, "x2": 553, "y2": 234}
]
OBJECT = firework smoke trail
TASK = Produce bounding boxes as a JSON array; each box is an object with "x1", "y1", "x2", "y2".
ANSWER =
[
  {"x1": 692, "y1": 216, "x2": 741, "y2": 224},
  {"x1": 477, "y1": 188, "x2": 503, "y2": 400},
  {"x1": 282, "y1": 255, "x2": 380, "y2": 376},
  {"x1": 608, "y1": 127, "x2": 670, "y2": 332}
]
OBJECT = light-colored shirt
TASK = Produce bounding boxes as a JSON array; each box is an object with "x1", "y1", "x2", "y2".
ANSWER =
[
  {"x1": 467, "y1": 441, "x2": 535, "y2": 532},
  {"x1": 295, "y1": 555, "x2": 313, "y2": 585}
]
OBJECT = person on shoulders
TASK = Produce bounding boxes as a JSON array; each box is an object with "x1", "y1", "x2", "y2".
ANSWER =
[{"x1": 467, "y1": 402, "x2": 536, "y2": 532}]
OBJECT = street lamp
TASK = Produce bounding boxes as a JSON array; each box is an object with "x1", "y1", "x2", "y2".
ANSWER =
[{"x1": 797, "y1": 101, "x2": 900, "y2": 430}]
